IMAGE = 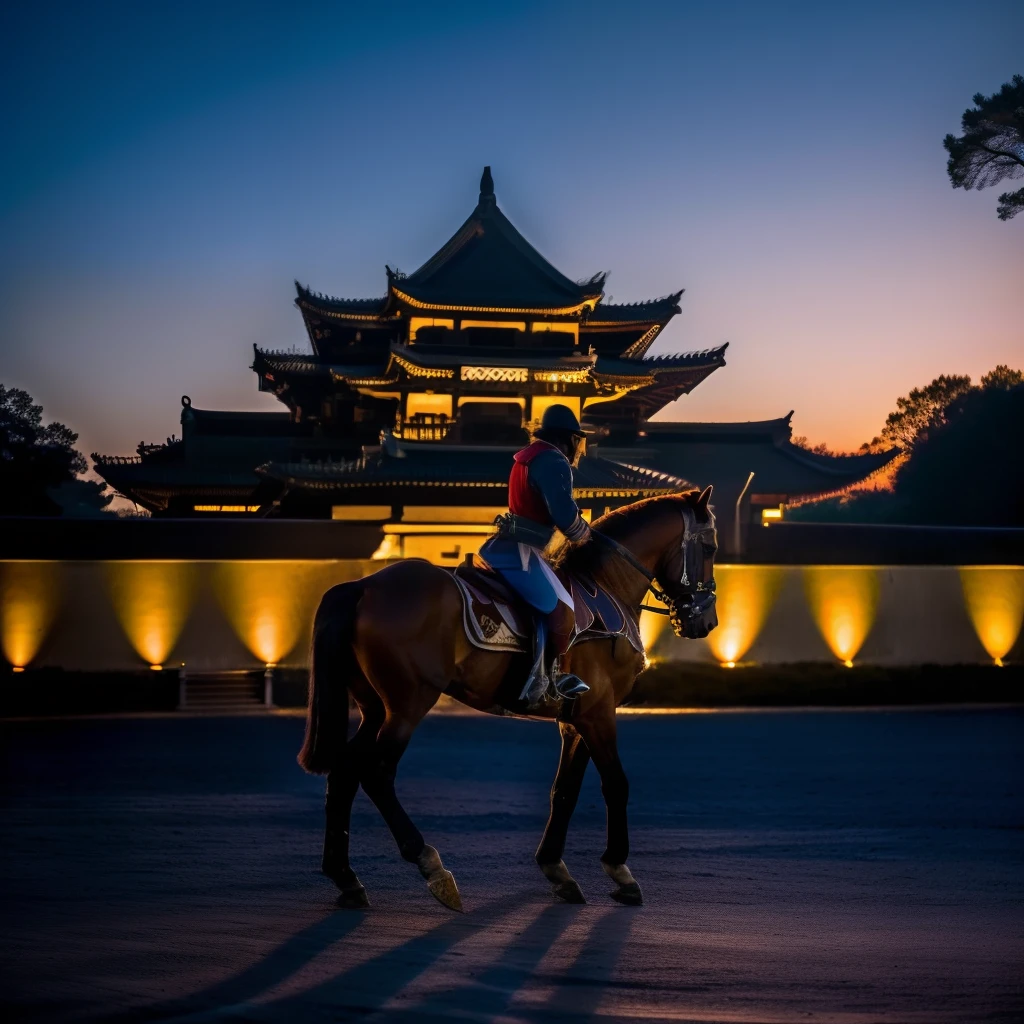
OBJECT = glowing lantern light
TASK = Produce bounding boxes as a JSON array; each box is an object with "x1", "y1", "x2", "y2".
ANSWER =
[
  {"x1": 706, "y1": 566, "x2": 785, "y2": 665},
  {"x1": 1, "y1": 562, "x2": 61, "y2": 669},
  {"x1": 213, "y1": 561, "x2": 330, "y2": 665},
  {"x1": 959, "y1": 567, "x2": 1024, "y2": 666},
  {"x1": 802, "y1": 567, "x2": 880, "y2": 665},
  {"x1": 106, "y1": 562, "x2": 197, "y2": 667}
]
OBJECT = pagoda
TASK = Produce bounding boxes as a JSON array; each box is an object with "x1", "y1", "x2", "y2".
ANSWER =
[{"x1": 94, "y1": 168, "x2": 898, "y2": 559}]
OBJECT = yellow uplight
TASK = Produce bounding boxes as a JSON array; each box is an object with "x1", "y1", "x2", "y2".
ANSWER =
[
  {"x1": 803, "y1": 567, "x2": 880, "y2": 664},
  {"x1": 639, "y1": 590, "x2": 670, "y2": 653},
  {"x1": 706, "y1": 566, "x2": 785, "y2": 665},
  {"x1": 213, "y1": 562, "x2": 331, "y2": 665},
  {"x1": 959, "y1": 566, "x2": 1024, "y2": 665},
  {"x1": 106, "y1": 562, "x2": 197, "y2": 667},
  {"x1": 0, "y1": 561, "x2": 61, "y2": 669}
]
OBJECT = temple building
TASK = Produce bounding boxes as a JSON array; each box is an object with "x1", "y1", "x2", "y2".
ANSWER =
[{"x1": 94, "y1": 168, "x2": 897, "y2": 558}]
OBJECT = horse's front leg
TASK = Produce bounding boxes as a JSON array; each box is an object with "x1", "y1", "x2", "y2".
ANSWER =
[
  {"x1": 575, "y1": 700, "x2": 643, "y2": 906},
  {"x1": 536, "y1": 720, "x2": 590, "y2": 903}
]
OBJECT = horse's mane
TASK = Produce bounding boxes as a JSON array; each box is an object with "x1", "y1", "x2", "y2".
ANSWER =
[{"x1": 549, "y1": 490, "x2": 703, "y2": 593}]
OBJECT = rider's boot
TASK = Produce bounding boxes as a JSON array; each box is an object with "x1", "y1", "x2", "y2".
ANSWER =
[
  {"x1": 518, "y1": 610, "x2": 589, "y2": 708},
  {"x1": 520, "y1": 615, "x2": 554, "y2": 707},
  {"x1": 548, "y1": 606, "x2": 589, "y2": 700}
]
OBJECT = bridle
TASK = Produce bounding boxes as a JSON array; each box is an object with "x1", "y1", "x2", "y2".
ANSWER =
[{"x1": 592, "y1": 504, "x2": 717, "y2": 635}]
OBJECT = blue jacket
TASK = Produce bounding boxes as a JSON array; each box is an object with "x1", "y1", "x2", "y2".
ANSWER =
[{"x1": 520, "y1": 448, "x2": 588, "y2": 542}]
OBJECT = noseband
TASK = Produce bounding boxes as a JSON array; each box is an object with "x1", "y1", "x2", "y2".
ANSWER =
[{"x1": 592, "y1": 505, "x2": 717, "y2": 634}]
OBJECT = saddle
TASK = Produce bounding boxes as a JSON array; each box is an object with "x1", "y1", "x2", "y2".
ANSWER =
[{"x1": 451, "y1": 555, "x2": 644, "y2": 657}]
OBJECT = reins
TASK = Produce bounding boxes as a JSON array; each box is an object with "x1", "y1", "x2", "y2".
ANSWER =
[{"x1": 590, "y1": 529, "x2": 672, "y2": 616}]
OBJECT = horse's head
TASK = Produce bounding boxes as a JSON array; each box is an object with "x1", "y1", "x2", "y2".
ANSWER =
[{"x1": 654, "y1": 486, "x2": 718, "y2": 639}]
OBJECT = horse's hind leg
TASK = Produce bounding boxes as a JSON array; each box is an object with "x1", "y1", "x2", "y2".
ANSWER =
[
  {"x1": 359, "y1": 696, "x2": 463, "y2": 912},
  {"x1": 323, "y1": 702, "x2": 383, "y2": 908},
  {"x1": 535, "y1": 721, "x2": 590, "y2": 904}
]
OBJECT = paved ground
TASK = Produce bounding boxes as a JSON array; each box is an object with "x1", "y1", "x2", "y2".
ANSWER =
[{"x1": 1, "y1": 708, "x2": 1021, "y2": 1023}]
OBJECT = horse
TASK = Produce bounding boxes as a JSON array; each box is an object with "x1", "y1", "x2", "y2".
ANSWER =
[{"x1": 298, "y1": 486, "x2": 718, "y2": 911}]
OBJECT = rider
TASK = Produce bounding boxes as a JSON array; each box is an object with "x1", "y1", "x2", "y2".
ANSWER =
[{"x1": 479, "y1": 404, "x2": 592, "y2": 706}]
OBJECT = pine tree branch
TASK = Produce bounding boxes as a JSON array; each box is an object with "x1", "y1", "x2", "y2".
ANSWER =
[{"x1": 978, "y1": 143, "x2": 1024, "y2": 170}]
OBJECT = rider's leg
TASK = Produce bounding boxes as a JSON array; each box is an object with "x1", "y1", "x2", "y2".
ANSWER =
[
  {"x1": 520, "y1": 613, "x2": 551, "y2": 705},
  {"x1": 546, "y1": 601, "x2": 589, "y2": 699}
]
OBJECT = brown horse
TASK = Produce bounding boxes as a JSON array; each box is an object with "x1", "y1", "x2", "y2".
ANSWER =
[{"x1": 299, "y1": 487, "x2": 718, "y2": 910}]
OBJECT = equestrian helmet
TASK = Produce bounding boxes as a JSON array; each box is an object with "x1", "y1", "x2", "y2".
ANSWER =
[{"x1": 539, "y1": 403, "x2": 584, "y2": 436}]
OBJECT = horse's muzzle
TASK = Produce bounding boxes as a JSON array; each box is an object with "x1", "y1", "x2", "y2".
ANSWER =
[{"x1": 676, "y1": 596, "x2": 718, "y2": 640}]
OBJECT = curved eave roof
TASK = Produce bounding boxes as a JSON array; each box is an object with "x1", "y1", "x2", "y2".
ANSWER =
[
  {"x1": 643, "y1": 414, "x2": 795, "y2": 442},
  {"x1": 93, "y1": 458, "x2": 264, "y2": 492},
  {"x1": 595, "y1": 344, "x2": 728, "y2": 378},
  {"x1": 635, "y1": 423, "x2": 902, "y2": 499},
  {"x1": 778, "y1": 444, "x2": 901, "y2": 480},
  {"x1": 254, "y1": 347, "x2": 391, "y2": 382},
  {"x1": 295, "y1": 283, "x2": 389, "y2": 321},
  {"x1": 585, "y1": 292, "x2": 684, "y2": 326},
  {"x1": 258, "y1": 450, "x2": 687, "y2": 496},
  {"x1": 253, "y1": 348, "x2": 327, "y2": 376},
  {"x1": 385, "y1": 169, "x2": 605, "y2": 313}
]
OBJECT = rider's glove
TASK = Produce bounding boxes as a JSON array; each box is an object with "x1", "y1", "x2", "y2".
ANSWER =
[{"x1": 562, "y1": 515, "x2": 591, "y2": 544}]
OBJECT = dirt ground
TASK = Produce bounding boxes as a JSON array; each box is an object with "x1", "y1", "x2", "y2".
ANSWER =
[{"x1": 1, "y1": 708, "x2": 1021, "y2": 1023}]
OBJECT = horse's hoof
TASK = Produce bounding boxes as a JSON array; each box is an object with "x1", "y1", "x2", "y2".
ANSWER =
[
  {"x1": 427, "y1": 869, "x2": 464, "y2": 912},
  {"x1": 553, "y1": 879, "x2": 587, "y2": 904},
  {"x1": 609, "y1": 882, "x2": 643, "y2": 906},
  {"x1": 336, "y1": 884, "x2": 369, "y2": 909}
]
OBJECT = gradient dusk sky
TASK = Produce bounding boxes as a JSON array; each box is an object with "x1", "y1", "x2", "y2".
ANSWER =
[{"x1": 1, "y1": 1, "x2": 1020, "y2": 462}]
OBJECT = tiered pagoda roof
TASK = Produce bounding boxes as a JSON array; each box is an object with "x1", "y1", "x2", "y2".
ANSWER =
[
  {"x1": 293, "y1": 168, "x2": 690, "y2": 360},
  {"x1": 386, "y1": 167, "x2": 606, "y2": 314},
  {"x1": 251, "y1": 339, "x2": 728, "y2": 424},
  {"x1": 93, "y1": 167, "x2": 897, "y2": 522}
]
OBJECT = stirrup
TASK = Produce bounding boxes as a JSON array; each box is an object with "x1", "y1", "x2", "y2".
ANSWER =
[
  {"x1": 522, "y1": 669, "x2": 553, "y2": 709},
  {"x1": 553, "y1": 674, "x2": 589, "y2": 699}
]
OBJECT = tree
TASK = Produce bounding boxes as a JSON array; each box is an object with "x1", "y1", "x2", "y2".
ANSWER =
[
  {"x1": 870, "y1": 374, "x2": 973, "y2": 452},
  {"x1": 944, "y1": 74, "x2": 1024, "y2": 221},
  {"x1": 0, "y1": 384, "x2": 111, "y2": 516},
  {"x1": 792, "y1": 366, "x2": 1024, "y2": 525},
  {"x1": 980, "y1": 364, "x2": 1024, "y2": 390},
  {"x1": 894, "y1": 383, "x2": 1024, "y2": 526}
]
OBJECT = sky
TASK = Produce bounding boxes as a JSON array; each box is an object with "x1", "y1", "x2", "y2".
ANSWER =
[{"x1": 0, "y1": 0, "x2": 1021, "y2": 462}]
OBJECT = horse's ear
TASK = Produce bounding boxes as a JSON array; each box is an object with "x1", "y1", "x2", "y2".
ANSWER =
[{"x1": 697, "y1": 485, "x2": 713, "y2": 508}]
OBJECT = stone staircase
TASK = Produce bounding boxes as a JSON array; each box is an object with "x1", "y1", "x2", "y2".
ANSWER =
[{"x1": 181, "y1": 670, "x2": 268, "y2": 713}]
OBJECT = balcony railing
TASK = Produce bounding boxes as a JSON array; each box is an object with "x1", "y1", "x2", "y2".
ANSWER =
[{"x1": 398, "y1": 417, "x2": 455, "y2": 442}]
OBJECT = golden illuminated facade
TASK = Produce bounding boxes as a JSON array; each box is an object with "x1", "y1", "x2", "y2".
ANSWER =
[{"x1": 93, "y1": 167, "x2": 898, "y2": 557}]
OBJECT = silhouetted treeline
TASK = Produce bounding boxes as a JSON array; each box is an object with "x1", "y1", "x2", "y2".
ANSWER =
[
  {"x1": 792, "y1": 367, "x2": 1024, "y2": 526},
  {"x1": 0, "y1": 384, "x2": 111, "y2": 517}
]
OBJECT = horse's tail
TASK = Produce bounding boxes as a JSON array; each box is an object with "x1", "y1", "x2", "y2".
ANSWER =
[{"x1": 298, "y1": 580, "x2": 364, "y2": 775}]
